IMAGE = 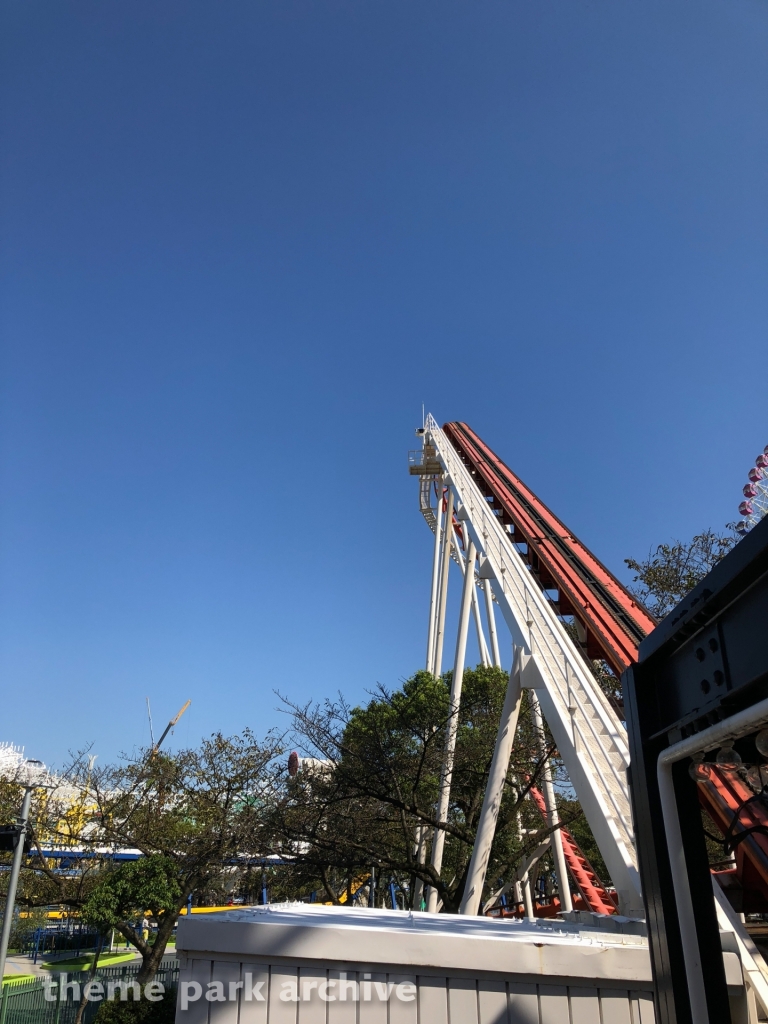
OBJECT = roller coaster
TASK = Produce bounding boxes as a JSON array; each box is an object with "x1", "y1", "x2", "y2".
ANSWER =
[{"x1": 410, "y1": 414, "x2": 768, "y2": 1016}]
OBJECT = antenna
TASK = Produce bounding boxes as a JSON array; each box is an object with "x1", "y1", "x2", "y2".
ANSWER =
[
  {"x1": 146, "y1": 698, "x2": 156, "y2": 747},
  {"x1": 422, "y1": 403, "x2": 425, "y2": 429}
]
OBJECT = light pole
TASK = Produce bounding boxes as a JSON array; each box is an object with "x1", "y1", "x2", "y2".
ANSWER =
[{"x1": 0, "y1": 758, "x2": 47, "y2": 989}]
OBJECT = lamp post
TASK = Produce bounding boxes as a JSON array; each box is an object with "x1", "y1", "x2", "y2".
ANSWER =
[{"x1": 0, "y1": 757, "x2": 47, "y2": 990}]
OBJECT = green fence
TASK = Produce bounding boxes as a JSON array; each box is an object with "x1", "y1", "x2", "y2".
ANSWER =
[{"x1": 0, "y1": 958, "x2": 178, "y2": 1024}]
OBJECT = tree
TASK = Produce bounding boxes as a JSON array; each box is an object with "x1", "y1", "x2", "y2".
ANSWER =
[
  {"x1": 625, "y1": 529, "x2": 736, "y2": 619},
  {"x1": 4, "y1": 731, "x2": 281, "y2": 984},
  {"x1": 0, "y1": 750, "x2": 111, "y2": 916},
  {"x1": 271, "y1": 667, "x2": 583, "y2": 914},
  {"x1": 81, "y1": 730, "x2": 282, "y2": 983},
  {"x1": 81, "y1": 855, "x2": 181, "y2": 955}
]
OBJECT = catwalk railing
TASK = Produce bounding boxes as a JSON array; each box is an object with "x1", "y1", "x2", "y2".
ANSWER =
[{"x1": 424, "y1": 413, "x2": 643, "y2": 915}]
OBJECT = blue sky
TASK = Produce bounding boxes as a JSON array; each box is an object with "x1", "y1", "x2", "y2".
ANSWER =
[{"x1": 1, "y1": 0, "x2": 766, "y2": 768}]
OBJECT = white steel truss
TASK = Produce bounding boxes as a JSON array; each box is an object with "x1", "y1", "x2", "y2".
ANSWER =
[{"x1": 420, "y1": 414, "x2": 643, "y2": 917}]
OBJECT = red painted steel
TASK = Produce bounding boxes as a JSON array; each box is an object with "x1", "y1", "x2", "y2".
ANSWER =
[
  {"x1": 697, "y1": 767, "x2": 768, "y2": 913},
  {"x1": 443, "y1": 421, "x2": 656, "y2": 676},
  {"x1": 528, "y1": 785, "x2": 618, "y2": 915},
  {"x1": 440, "y1": 422, "x2": 768, "y2": 911}
]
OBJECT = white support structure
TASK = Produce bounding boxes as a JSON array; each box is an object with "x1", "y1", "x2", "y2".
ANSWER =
[
  {"x1": 432, "y1": 488, "x2": 454, "y2": 677},
  {"x1": 483, "y1": 578, "x2": 502, "y2": 668},
  {"x1": 422, "y1": 414, "x2": 643, "y2": 917},
  {"x1": 529, "y1": 689, "x2": 573, "y2": 915},
  {"x1": 428, "y1": 537, "x2": 477, "y2": 913},
  {"x1": 459, "y1": 648, "x2": 524, "y2": 916},
  {"x1": 457, "y1": 521, "x2": 491, "y2": 668},
  {"x1": 425, "y1": 483, "x2": 444, "y2": 675}
]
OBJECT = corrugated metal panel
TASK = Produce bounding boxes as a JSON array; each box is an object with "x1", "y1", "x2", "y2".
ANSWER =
[
  {"x1": 477, "y1": 978, "x2": 507, "y2": 1024},
  {"x1": 176, "y1": 959, "x2": 656, "y2": 1024},
  {"x1": 418, "y1": 975, "x2": 448, "y2": 1024},
  {"x1": 569, "y1": 986, "x2": 601, "y2": 1024}
]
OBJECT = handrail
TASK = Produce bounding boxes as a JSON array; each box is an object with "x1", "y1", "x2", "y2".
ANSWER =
[
  {"x1": 425, "y1": 414, "x2": 640, "y2": 911},
  {"x1": 427, "y1": 417, "x2": 629, "y2": 762}
]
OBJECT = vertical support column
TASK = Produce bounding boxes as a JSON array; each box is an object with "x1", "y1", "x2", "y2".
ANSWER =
[
  {"x1": 459, "y1": 522, "x2": 490, "y2": 667},
  {"x1": 0, "y1": 786, "x2": 33, "y2": 987},
  {"x1": 471, "y1": 585, "x2": 491, "y2": 667},
  {"x1": 412, "y1": 826, "x2": 427, "y2": 909},
  {"x1": 529, "y1": 691, "x2": 573, "y2": 914},
  {"x1": 459, "y1": 648, "x2": 524, "y2": 915},
  {"x1": 433, "y1": 489, "x2": 454, "y2": 677},
  {"x1": 483, "y1": 580, "x2": 502, "y2": 668},
  {"x1": 427, "y1": 538, "x2": 477, "y2": 913},
  {"x1": 425, "y1": 482, "x2": 444, "y2": 674},
  {"x1": 521, "y1": 867, "x2": 535, "y2": 920}
]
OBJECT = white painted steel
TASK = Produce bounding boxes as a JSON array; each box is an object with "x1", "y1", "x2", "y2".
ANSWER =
[
  {"x1": 428, "y1": 538, "x2": 477, "y2": 913},
  {"x1": 432, "y1": 489, "x2": 454, "y2": 677},
  {"x1": 656, "y1": 694, "x2": 768, "y2": 1024},
  {"x1": 714, "y1": 881, "x2": 768, "y2": 1020},
  {"x1": 460, "y1": 649, "x2": 524, "y2": 917},
  {"x1": 482, "y1": 837, "x2": 551, "y2": 915},
  {"x1": 457, "y1": 523, "x2": 491, "y2": 667},
  {"x1": 471, "y1": 583, "x2": 491, "y2": 667},
  {"x1": 483, "y1": 579, "x2": 501, "y2": 668},
  {"x1": 425, "y1": 486, "x2": 444, "y2": 675},
  {"x1": 423, "y1": 414, "x2": 642, "y2": 916},
  {"x1": 411, "y1": 825, "x2": 427, "y2": 909},
  {"x1": 530, "y1": 690, "x2": 573, "y2": 915}
]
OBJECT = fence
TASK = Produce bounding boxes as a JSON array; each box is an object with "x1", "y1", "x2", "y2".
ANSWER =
[
  {"x1": 25, "y1": 928, "x2": 103, "y2": 964},
  {"x1": 0, "y1": 957, "x2": 178, "y2": 1024}
]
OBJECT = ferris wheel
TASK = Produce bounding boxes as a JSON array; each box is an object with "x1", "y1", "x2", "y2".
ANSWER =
[{"x1": 736, "y1": 445, "x2": 768, "y2": 535}]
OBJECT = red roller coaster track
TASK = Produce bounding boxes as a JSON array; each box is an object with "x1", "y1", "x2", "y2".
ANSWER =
[
  {"x1": 442, "y1": 421, "x2": 768, "y2": 915},
  {"x1": 444, "y1": 421, "x2": 656, "y2": 677}
]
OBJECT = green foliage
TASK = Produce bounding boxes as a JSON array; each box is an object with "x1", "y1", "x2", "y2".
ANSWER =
[
  {"x1": 274, "y1": 666, "x2": 574, "y2": 913},
  {"x1": 625, "y1": 529, "x2": 735, "y2": 619},
  {"x1": 82, "y1": 856, "x2": 181, "y2": 931},
  {"x1": 9, "y1": 731, "x2": 281, "y2": 983},
  {"x1": 93, "y1": 990, "x2": 177, "y2": 1024}
]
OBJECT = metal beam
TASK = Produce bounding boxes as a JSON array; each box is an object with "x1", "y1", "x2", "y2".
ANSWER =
[
  {"x1": 459, "y1": 648, "x2": 524, "y2": 916},
  {"x1": 425, "y1": 484, "x2": 444, "y2": 674},
  {"x1": 427, "y1": 537, "x2": 476, "y2": 913},
  {"x1": 432, "y1": 488, "x2": 454, "y2": 677},
  {"x1": 423, "y1": 415, "x2": 642, "y2": 916}
]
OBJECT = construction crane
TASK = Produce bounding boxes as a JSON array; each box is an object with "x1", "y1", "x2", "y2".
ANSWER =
[{"x1": 152, "y1": 700, "x2": 191, "y2": 754}]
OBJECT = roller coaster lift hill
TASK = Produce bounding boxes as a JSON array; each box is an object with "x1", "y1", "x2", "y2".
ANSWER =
[{"x1": 411, "y1": 418, "x2": 768, "y2": 1024}]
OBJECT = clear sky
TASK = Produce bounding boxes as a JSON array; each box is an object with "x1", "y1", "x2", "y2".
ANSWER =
[{"x1": 1, "y1": 0, "x2": 766, "y2": 769}]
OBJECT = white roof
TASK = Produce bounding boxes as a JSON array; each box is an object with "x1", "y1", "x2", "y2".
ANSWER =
[{"x1": 177, "y1": 902, "x2": 652, "y2": 983}]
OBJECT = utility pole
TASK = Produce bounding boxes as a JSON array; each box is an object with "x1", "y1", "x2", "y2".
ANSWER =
[{"x1": 0, "y1": 760, "x2": 45, "y2": 992}]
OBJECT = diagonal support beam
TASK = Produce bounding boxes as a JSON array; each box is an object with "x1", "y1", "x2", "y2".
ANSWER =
[
  {"x1": 424, "y1": 415, "x2": 643, "y2": 917},
  {"x1": 427, "y1": 536, "x2": 477, "y2": 913},
  {"x1": 459, "y1": 647, "x2": 525, "y2": 916}
]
